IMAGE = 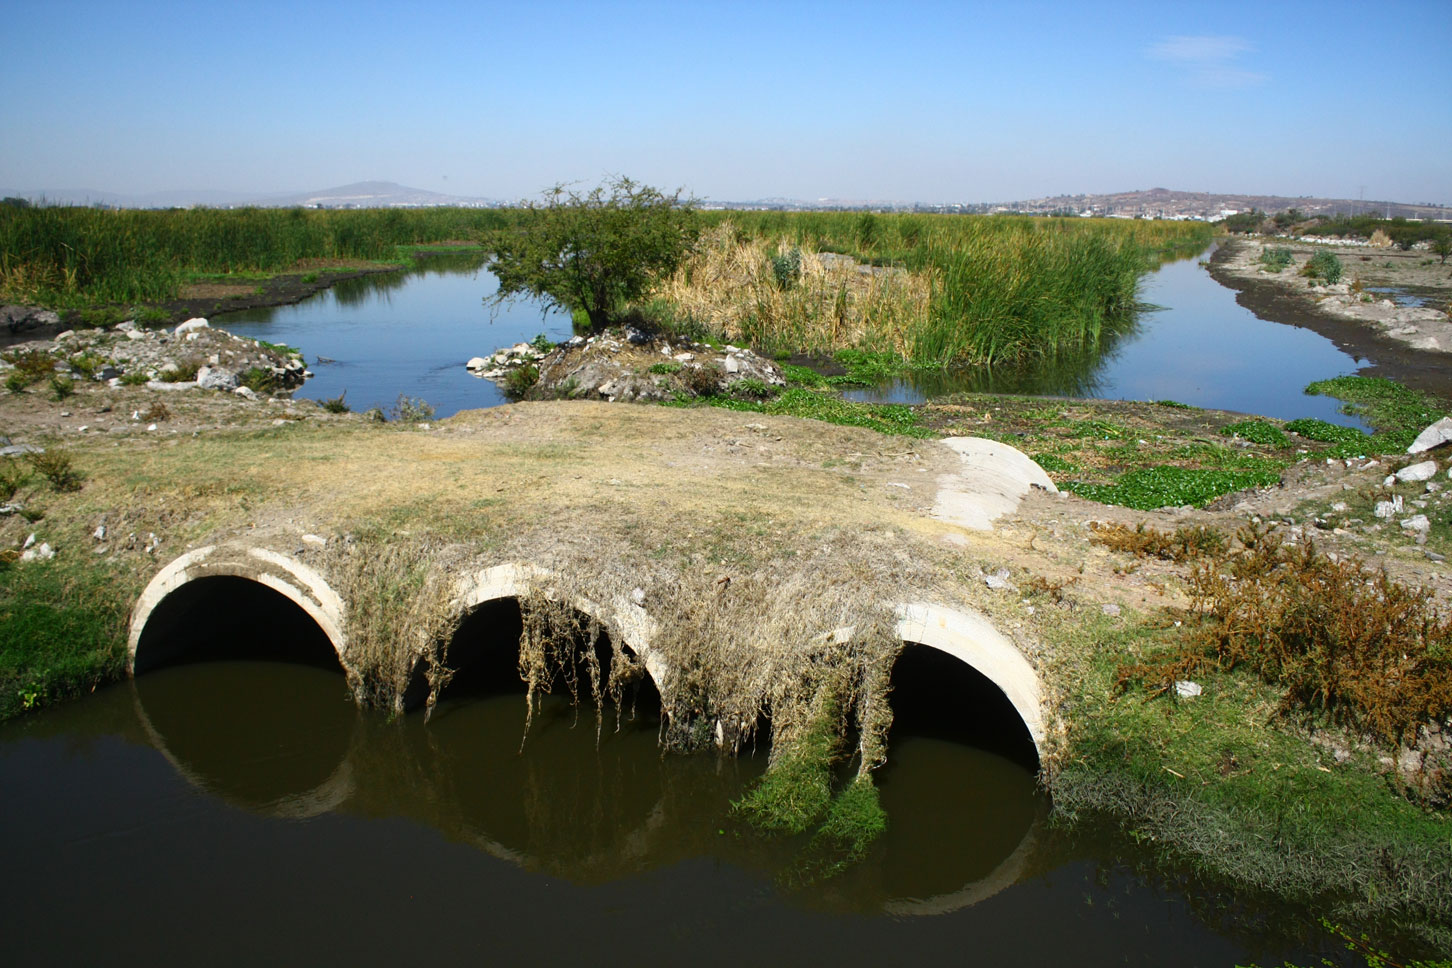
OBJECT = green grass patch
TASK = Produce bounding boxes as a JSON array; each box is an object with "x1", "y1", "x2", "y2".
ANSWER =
[
  {"x1": 0, "y1": 558, "x2": 131, "y2": 720},
  {"x1": 1032, "y1": 453, "x2": 1079, "y2": 473},
  {"x1": 1052, "y1": 613, "x2": 1452, "y2": 954},
  {"x1": 1283, "y1": 417, "x2": 1370, "y2": 445},
  {"x1": 689, "y1": 388, "x2": 933, "y2": 438},
  {"x1": 1063, "y1": 466, "x2": 1281, "y2": 509}
]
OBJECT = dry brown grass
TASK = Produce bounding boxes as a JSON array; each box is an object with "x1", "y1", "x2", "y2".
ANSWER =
[{"x1": 654, "y1": 222, "x2": 932, "y2": 355}]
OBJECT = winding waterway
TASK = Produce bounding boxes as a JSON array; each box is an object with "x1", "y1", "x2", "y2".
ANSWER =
[{"x1": 217, "y1": 247, "x2": 1373, "y2": 428}]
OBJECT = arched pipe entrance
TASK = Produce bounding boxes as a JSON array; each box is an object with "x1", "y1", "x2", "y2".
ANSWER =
[{"x1": 128, "y1": 545, "x2": 349, "y2": 675}]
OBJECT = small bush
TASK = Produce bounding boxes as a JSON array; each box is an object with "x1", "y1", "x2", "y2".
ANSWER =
[
  {"x1": 503, "y1": 365, "x2": 538, "y2": 401},
  {"x1": 4, "y1": 373, "x2": 29, "y2": 394},
  {"x1": 301, "y1": 272, "x2": 319, "y2": 284},
  {"x1": 1221, "y1": 419, "x2": 1289, "y2": 448},
  {"x1": 680, "y1": 364, "x2": 722, "y2": 398},
  {"x1": 26, "y1": 451, "x2": 82, "y2": 492},
  {"x1": 1258, "y1": 247, "x2": 1293, "y2": 272},
  {"x1": 0, "y1": 459, "x2": 28, "y2": 501},
  {"x1": 141, "y1": 402, "x2": 170, "y2": 423},
  {"x1": 119, "y1": 371, "x2": 149, "y2": 386},
  {"x1": 770, "y1": 247, "x2": 803, "y2": 290},
  {"x1": 529, "y1": 332, "x2": 554, "y2": 353},
  {"x1": 49, "y1": 375, "x2": 74, "y2": 401},
  {"x1": 648, "y1": 361, "x2": 680, "y2": 375},
  {"x1": 1089, "y1": 521, "x2": 1228, "y2": 562},
  {"x1": 322, "y1": 391, "x2": 350, "y2": 414},
  {"x1": 390, "y1": 394, "x2": 435, "y2": 423},
  {"x1": 66, "y1": 353, "x2": 103, "y2": 379},
  {"x1": 1302, "y1": 249, "x2": 1343, "y2": 284}
]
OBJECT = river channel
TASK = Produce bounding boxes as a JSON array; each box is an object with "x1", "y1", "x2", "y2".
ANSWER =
[{"x1": 215, "y1": 247, "x2": 1372, "y2": 429}]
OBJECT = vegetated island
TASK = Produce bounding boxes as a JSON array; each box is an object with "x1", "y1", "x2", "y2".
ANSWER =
[{"x1": 2, "y1": 196, "x2": 1451, "y2": 958}]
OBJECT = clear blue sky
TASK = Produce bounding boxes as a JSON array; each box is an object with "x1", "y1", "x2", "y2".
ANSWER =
[{"x1": 2, "y1": 0, "x2": 1448, "y2": 204}]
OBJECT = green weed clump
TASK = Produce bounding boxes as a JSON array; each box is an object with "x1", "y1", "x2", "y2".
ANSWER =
[
  {"x1": 321, "y1": 391, "x2": 350, "y2": 414},
  {"x1": 26, "y1": 450, "x2": 82, "y2": 492},
  {"x1": 503, "y1": 364, "x2": 539, "y2": 401},
  {"x1": 1064, "y1": 467, "x2": 1280, "y2": 510},
  {"x1": 241, "y1": 367, "x2": 280, "y2": 394},
  {"x1": 2, "y1": 349, "x2": 56, "y2": 389},
  {"x1": 1304, "y1": 376, "x2": 1448, "y2": 450},
  {"x1": 1302, "y1": 249, "x2": 1343, "y2": 284},
  {"x1": 692, "y1": 387, "x2": 933, "y2": 438},
  {"x1": 390, "y1": 394, "x2": 435, "y2": 423},
  {"x1": 1221, "y1": 419, "x2": 1289, "y2": 448},
  {"x1": 1284, "y1": 417, "x2": 1369, "y2": 445},
  {"x1": 1258, "y1": 246, "x2": 1294, "y2": 272}
]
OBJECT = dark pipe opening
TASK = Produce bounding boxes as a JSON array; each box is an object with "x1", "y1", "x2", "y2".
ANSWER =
[
  {"x1": 888, "y1": 643, "x2": 1039, "y2": 771},
  {"x1": 134, "y1": 576, "x2": 342, "y2": 674},
  {"x1": 438, "y1": 598, "x2": 661, "y2": 722}
]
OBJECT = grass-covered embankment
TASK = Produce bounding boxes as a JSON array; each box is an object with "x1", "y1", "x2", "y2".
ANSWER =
[{"x1": 653, "y1": 211, "x2": 1214, "y2": 367}]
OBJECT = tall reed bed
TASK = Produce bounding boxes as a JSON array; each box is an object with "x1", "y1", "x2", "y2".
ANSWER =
[
  {"x1": 0, "y1": 205, "x2": 518, "y2": 306},
  {"x1": 663, "y1": 212, "x2": 1212, "y2": 367}
]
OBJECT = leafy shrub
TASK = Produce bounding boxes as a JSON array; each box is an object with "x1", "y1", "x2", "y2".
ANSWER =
[
  {"x1": 49, "y1": 375, "x2": 74, "y2": 401},
  {"x1": 1031, "y1": 453, "x2": 1078, "y2": 473},
  {"x1": 770, "y1": 247, "x2": 803, "y2": 290},
  {"x1": 1221, "y1": 419, "x2": 1289, "y2": 448},
  {"x1": 322, "y1": 391, "x2": 350, "y2": 414},
  {"x1": 1258, "y1": 247, "x2": 1293, "y2": 272},
  {"x1": 503, "y1": 364, "x2": 538, "y2": 401},
  {"x1": 301, "y1": 272, "x2": 319, "y2": 283},
  {"x1": 1284, "y1": 418, "x2": 1368, "y2": 445},
  {"x1": 648, "y1": 362, "x2": 680, "y2": 375},
  {"x1": 390, "y1": 394, "x2": 435, "y2": 422},
  {"x1": 1302, "y1": 249, "x2": 1343, "y2": 284},
  {"x1": 119, "y1": 371, "x2": 149, "y2": 386},
  {"x1": 66, "y1": 353, "x2": 103, "y2": 379},
  {"x1": 529, "y1": 333, "x2": 554, "y2": 353},
  {"x1": 26, "y1": 451, "x2": 82, "y2": 492},
  {"x1": 0, "y1": 459, "x2": 28, "y2": 501}
]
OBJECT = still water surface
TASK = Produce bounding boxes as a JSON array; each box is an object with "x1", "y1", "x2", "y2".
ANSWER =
[
  {"x1": 0, "y1": 655, "x2": 1353, "y2": 966},
  {"x1": 219, "y1": 248, "x2": 1371, "y2": 428}
]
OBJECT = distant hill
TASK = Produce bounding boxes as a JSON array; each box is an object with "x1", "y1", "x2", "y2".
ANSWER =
[
  {"x1": 1000, "y1": 187, "x2": 1450, "y2": 221},
  {"x1": 0, "y1": 181, "x2": 499, "y2": 209}
]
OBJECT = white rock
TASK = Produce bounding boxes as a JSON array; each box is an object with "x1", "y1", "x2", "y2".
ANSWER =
[
  {"x1": 1409, "y1": 418, "x2": 1452, "y2": 454},
  {"x1": 196, "y1": 366, "x2": 240, "y2": 391},
  {"x1": 125, "y1": 329, "x2": 147, "y2": 341},
  {"x1": 174, "y1": 317, "x2": 209, "y2": 335},
  {"x1": 1374, "y1": 497, "x2": 1403, "y2": 519},
  {"x1": 1401, "y1": 514, "x2": 1430, "y2": 533},
  {"x1": 1101, "y1": 603, "x2": 1121, "y2": 617},
  {"x1": 22, "y1": 533, "x2": 36, "y2": 550},
  {"x1": 92, "y1": 525, "x2": 106, "y2": 541},
  {"x1": 55, "y1": 330, "x2": 74, "y2": 341},
  {"x1": 20, "y1": 542, "x2": 55, "y2": 562},
  {"x1": 984, "y1": 571, "x2": 1015, "y2": 591},
  {"x1": 631, "y1": 587, "x2": 646, "y2": 606},
  {"x1": 465, "y1": 356, "x2": 489, "y2": 371},
  {"x1": 724, "y1": 356, "x2": 740, "y2": 374},
  {"x1": 301, "y1": 534, "x2": 327, "y2": 549},
  {"x1": 146, "y1": 423, "x2": 158, "y2": 431},
  {"x1": 1174, "y1": 680, "x2": 1203, "y2": 698},
  {"x1": 233, "y1": 386, "x2": 258, "y2": 401},
  {"x1": 1395, "y1": 460, "x2": 1438, "y2": 483}
]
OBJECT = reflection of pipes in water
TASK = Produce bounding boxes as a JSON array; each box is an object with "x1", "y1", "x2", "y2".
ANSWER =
[{"x1": 130, "y1": 669, "x2": 359, "y2": 820}]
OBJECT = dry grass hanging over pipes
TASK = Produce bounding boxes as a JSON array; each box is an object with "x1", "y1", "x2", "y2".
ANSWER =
[{"x1": 328, "y1": 538, "x2": 464, "y2": 717}]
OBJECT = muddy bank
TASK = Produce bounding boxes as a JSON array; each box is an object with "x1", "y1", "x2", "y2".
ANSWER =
[{"x1": 1208, "y1": 239, "x2": 1452, "y2": 399}]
